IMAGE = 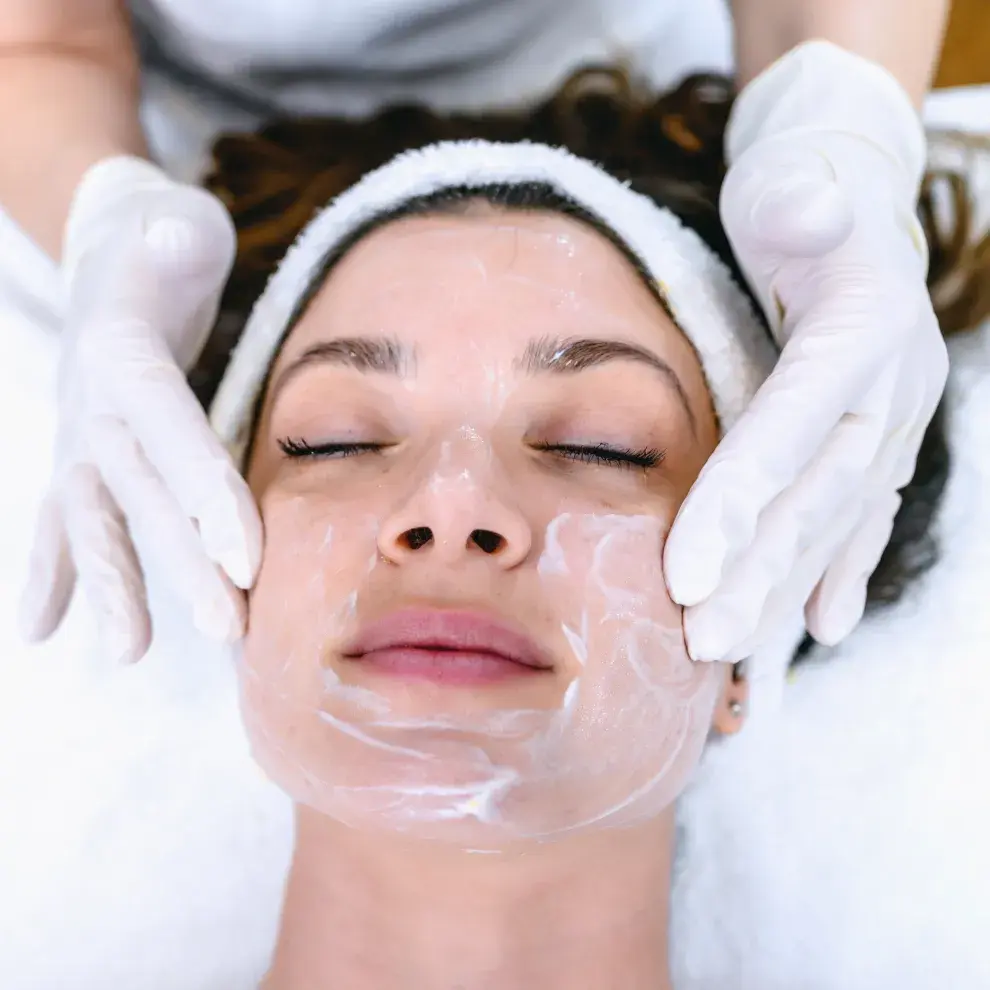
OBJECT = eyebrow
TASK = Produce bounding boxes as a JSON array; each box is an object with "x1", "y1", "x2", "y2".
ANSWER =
[
  {"x1": 518, "y1": 335, "x2": 697, "y2": 434},
  {"x1": 269, "y1": 336, "x2": 407, "y2": 401},
  {"x1": 269, "y1": 333, "x2": 696, "y2": 434}
]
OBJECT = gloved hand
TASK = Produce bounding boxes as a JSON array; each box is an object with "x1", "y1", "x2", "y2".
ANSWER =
[
  {"x1": 19, "y1": 156, "x2": 263, "y2": 663},
  {"x1": 664, "y1": 41, "x2": 947, "y2": 662}
]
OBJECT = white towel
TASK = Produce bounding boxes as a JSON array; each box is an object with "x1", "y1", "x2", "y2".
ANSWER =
[
  {"x1": 208, "y1": 139, "x2": 778, "y2": 463},
  {"x1": 0, "y1": 93, "x2": 987, "y2": 990}
]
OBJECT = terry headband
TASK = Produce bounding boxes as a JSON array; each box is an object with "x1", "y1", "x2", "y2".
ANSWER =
[{"x1": 208, "y1": 139, "x2": 778, "y2": 459}]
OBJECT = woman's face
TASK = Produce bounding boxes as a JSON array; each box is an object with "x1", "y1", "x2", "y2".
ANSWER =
[{"x1": 241, "y1": 204, "x2": 724, "y2": 845}]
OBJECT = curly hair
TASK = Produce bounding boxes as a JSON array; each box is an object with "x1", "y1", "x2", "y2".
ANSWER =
[{"x1": 190, "y1": 67, "x2": 990, "y2": 649}]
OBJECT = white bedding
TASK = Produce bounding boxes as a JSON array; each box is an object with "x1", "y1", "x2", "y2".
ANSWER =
[{"x1": 0, "y1": 87, "x2": 988, "y2": 990}]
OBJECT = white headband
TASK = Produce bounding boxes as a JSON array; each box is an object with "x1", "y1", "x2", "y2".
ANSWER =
[{"x1": 208, "y1": 139, "x2": 777, "y2": 458}]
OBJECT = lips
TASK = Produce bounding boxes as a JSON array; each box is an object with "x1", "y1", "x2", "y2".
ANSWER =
[{"x1": 342, "y1": 608, "x2": 553, "y2": 682}]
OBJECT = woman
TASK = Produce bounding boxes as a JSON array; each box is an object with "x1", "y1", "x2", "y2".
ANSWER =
[
  {"x1": 178, "y1": 73, "x2": 988, "y2": 988},
  {"x1": 198, "y1": 69, "x2": 986, "y2": 632},
  {"x1": 7, "y1": 0, "x2": 954, "y2": 679}
]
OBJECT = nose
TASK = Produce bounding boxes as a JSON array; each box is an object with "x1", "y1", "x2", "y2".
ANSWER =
[{"x1": 377, "y1": 466, "x2": 532, "y2": 569}]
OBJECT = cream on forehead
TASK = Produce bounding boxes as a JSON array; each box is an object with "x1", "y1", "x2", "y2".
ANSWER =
[
  {"x1": 323, "y1": 211, "x2": 619, "y2": 290},
  {"x1": 209, "y1": 139, "x2": 778, "y2": 464},
  {"x1": 267, "y1": 209, "x2": 700, "y2": 434},
  {"x1": 285, "y1": 211, "x2": 668, "y2": 337}
]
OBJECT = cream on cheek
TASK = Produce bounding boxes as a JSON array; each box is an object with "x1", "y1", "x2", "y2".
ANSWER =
[
  {"x1": 241, "y1": 499, "x2": 719, "y2": 846},
  {"x1": 238, "y1": 213, "x2": 719, "y2": 845}
]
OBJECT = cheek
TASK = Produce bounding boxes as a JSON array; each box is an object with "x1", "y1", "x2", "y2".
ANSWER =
[
  {"x1": 250, "y1": 496, "x2": 333, "y2": 614},
  {"x1": 665, "y1": 414, "x2": 719, "y2": 512},
  {"x1": 241, "y1": 494, "x2": 374, "y2": 712}
]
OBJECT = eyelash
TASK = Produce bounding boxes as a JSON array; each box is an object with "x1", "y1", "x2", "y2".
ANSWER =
[
  {"x1": 278, "y1": 438, "x2": 383, "y2": 459},
  {"x1": 531, "y1": 441, "x2": 665, "y2": 470},
  {"x1": 277, "y1": 437, "x2": 665, "y2": 471}
]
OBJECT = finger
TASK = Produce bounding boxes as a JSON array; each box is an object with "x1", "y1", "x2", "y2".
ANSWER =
[
  {"x1": 885, "y1": 342, "x2": 949, "y2": 492},
  {"x1": 687, "y1": 492, "x2": 866, "y2": 663},
  {"x1": 682, "y1": 423, "x2": 875, "y2": 663},
  {"x1": 665, "y1": 334, "x2": 886, "y2": 607},
  {"x1": 89, "y1": 416, "x2": 246, "y2": 643},
  {"x1": 805, "y1": 491, "x2": 901, "y2": 646},
  {"x1": 99, "y1": 329, "x2": 263, "y2": 590},
  {"x1": 60, "y1": 463, "x2": 152, "y2": 664},
  {"x1": 692, "y1": 357, "x2": 926, "y2": 659},
  {"x1": 725, "y1": 166, "x2": 855, "y2": 259},
  {"x1": 139, "y1": 193, "x2": 237, "y2": 370},
  {"x1": 142, "y1": 188, "x2": 236, "y2": 285},
  {"x1": 19, "y1": 493, "x2": 78, "y2": 642},
  {"x1": 71, "y1": 187, "x2": 237, "y2": 372},
  {"x1": 664, "y1": 364, "x2": 882, "y2": 606},
  {"x1": 780, "y1": 339, "x2": 934, "y2": 651}
]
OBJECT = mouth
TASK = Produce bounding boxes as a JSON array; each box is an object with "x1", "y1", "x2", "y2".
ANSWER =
[{"x1": 341, "y1": 608, "x2": 554, "y2": 686}]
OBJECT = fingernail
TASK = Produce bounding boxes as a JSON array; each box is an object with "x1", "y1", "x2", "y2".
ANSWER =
[
  {"x1": 683, "y1": 616, "x2": 729, "y2": 664},
  {"x1": 684, "y1": 587, "x2": 766, "y2": 663},
  {"x1": 18, "y1": 589, "x2": 44, "y2": 642},
  {"x1": 203, "y1": 500, "x2": 261, "y2": 592},
  {"x1": 752, "y1": 178, "x2": 851, "y2": 253},
  {"x1": 105, "y1": 623, "x2": 140, "y2": 665},
  {"x1": 818, "y1": 580, "x2": 868, "y2": 646},
  {"x1": 18, "y1": 541, "x2": 53, "y2": 640},
  {"x1": 144, "y1": 216, "x2": 205, "y2": 275},
  {"x1": 666, "y1": 537, "x2": 726, "y2": 607},
  {"x1": 220, "y1": 543, "x2": 255, "y2": 592},
  {"x1": 18, "y1": 562, "x2": 45, "y2": 636},
  {"x1": 686, "y1": 634, "x2": 728, "y2": 663}
]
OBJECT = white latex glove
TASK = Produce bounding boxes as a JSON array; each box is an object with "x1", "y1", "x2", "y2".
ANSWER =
[
  {"x1": 664, "y1": 41, "x2": 947, "y2": 662},
  {"x1": 19, "y1": 157, "x2": 263, "y2": 663}
]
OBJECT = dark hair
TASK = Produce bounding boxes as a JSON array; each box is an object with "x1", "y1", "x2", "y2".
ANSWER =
[{"x1": 192, "y1": 67, "x2": 990, "y2": 651}]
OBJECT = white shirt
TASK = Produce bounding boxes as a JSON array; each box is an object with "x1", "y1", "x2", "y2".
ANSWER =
[
  {"x1": 1, "y1": 71, "x2": 989, "y2": 989},
  {"x1": 128, "y1": 0, "x2": 734, "y2": 177}
]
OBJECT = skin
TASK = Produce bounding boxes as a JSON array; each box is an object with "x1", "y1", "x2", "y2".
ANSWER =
[
  {"x1": 0, "y1": 0, "x2": 950, "y2": 258},
  {"x1": 731, "y1": 0, "x2": 950, "y2": 104},
  {"x1": 243, "y1": 205, "x2": 748, "y2": 990}
]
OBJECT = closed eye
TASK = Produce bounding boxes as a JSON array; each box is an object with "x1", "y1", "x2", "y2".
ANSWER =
[
  {"x1": 276, "y1": 438, "x2": 665, "y2": 471},
  {"x1": 277, "y1": 438, "x2": 386, "y2": 459},
  {"x1": 533, "y1": 442, "x2": 665, "y2": 470}
]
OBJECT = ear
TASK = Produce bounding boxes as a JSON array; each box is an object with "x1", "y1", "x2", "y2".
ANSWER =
[{"x1": 710, "y1": 661, "x2": 749, "y2": 736}]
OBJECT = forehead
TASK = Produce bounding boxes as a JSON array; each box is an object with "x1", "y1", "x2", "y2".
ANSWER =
[
  {"x1": 277, "y1": 208, "x2": 677, "y2": 359},
  {"x1": 331, "y1": 205, "x2": 640, "y2": 281}
]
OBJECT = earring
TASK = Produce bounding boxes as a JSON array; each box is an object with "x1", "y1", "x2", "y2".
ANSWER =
[{"x1": 728, "y1": 700, "x2": 744, "y2": 717}]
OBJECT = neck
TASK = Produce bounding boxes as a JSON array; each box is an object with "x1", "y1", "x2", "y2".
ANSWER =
[{"x1": 263, "y1": 808, "x2": 676, "y2": 990}]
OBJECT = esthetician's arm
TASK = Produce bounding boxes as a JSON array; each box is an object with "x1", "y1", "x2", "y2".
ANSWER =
[
  {"x1": 0, "y1": 0, "x2": 146, "y2": 257},
  {"x1": 3, "y1": 0, "x2": 261, "y2": 664},
  {"x1": 664, "y1": 0, "x2": 951, "y2": 660},
  {"x1": 731, "y1": 0, "x2": 950, "y2": 105}
]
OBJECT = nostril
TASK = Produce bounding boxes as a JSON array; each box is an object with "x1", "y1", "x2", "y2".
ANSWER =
[
  {"x1": 401, "y1": 526, "x2": 433, "y2": 551},
  {"x1": 471, "y1": 529, "x2": 503, "y2": 554}
]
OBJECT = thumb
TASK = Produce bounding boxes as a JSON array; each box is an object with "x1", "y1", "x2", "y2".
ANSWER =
[
  {"x1": 750, "y1": 176, "x2": 853, "y2": 257},
  {"x1": 143, "y1": 189, "x2": 236, "y2": 285},
  {"x1": 137, "y1": 191, "x2": 237, "y2": 370},
  {"x1": 723, "y1": 147, "x2": 855, "y2": 259}
]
